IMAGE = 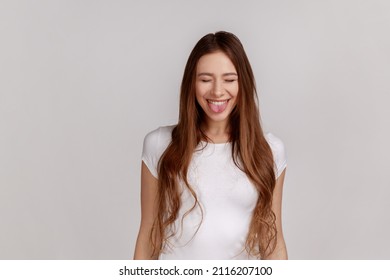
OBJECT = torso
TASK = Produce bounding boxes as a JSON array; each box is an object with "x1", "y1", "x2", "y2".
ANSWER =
[{"x1": 142, "y1": 125, "x2": 286, "y2": 259}]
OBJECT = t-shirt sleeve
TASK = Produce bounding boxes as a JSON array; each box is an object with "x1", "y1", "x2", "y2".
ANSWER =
[
  {"x1": 141, "y1": 126, "x2": 174, "y2": 179},
  {"x1": 141, "y1": 128, "x2": 160, "y2": 179},
  {"x1": 265, "y1": 133, "x2": 287, "y2": 178}
]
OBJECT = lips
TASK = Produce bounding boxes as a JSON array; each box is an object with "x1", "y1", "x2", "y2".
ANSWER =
[{"x1": 207, "y1": 99, "x2": 230, "y2": 113}]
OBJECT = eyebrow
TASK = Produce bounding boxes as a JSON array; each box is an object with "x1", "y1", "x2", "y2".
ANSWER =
[{"x1": 197, "y1": 72, "x2": 238, "y2": 77}]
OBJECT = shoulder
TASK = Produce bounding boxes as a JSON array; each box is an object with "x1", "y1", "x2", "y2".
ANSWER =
[
  {"x1": 142, "y1": 125, "x2": 175, "y2": 178},
  {"x1": 264, "y1": 132, "x2": 285, "y2": 154},
  {"x1": 264, "y1": 132, "x2": 287, "y2": 178},
  {"x1": 143, "y1": 125, "x2": 175, "y2": 147}
]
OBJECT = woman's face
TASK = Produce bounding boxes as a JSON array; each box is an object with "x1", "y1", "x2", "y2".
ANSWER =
[{"x1": 195, "y1": 51, "x2": 238, "y2": 128}]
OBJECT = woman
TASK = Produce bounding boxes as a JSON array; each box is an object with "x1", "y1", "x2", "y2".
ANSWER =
[{"x1": 134, "y1": 31, "x2": 287, "y2": 259}]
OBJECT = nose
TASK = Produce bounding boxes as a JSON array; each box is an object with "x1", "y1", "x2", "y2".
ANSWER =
[{"x1": 211, "y1": 81, "x2": 224, "y2": 97}]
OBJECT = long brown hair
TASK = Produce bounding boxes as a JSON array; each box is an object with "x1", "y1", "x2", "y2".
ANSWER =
[{"x1": 151, "y1": 31, "x2": 277, "y2": 259}]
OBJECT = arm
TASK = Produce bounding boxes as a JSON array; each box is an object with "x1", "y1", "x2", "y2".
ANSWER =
[
  {"x1": 133, "y1": 161, "x2": 160, "y2": 259},
  {"x1": 264, "y1": 169, "x2": 288, "y2": 260}
]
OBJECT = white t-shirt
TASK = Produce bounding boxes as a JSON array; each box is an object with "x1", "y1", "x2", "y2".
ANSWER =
[{"x1": 141, "y1": 125, "x2": 287, "y2": 259}]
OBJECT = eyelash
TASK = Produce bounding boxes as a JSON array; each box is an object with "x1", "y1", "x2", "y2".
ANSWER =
[{"x1": 201, "y1": 79, "x2": 236, "y2": 83}]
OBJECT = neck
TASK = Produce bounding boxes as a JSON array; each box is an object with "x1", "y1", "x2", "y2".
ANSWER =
[{"x1": 201, "y1": 120, "x2": 230, "y2": 143}]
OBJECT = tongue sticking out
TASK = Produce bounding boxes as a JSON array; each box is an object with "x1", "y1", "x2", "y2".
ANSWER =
[{"x1": 208, "y1": 101, "x2": 228, "y2": 113}]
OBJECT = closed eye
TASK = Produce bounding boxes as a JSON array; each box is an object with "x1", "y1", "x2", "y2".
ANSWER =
[
  {"x1": 225, "y1": 79, "x2": 237, "y2": 83},
  {"x1": 201, "y1": 79, "x2": 212, "y2": 83}
]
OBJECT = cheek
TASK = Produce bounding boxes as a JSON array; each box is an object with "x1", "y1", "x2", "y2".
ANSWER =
[
  {"x1": 195, "y1": 83, "x2": 209, "y2": 98},
  {"x1": 229, "y1": 84, "x2": 239, "y2": 97},
  {"x1": 195, "y1": 87, "x2": 204, "y2": 105},
  {"x1": 232, "y1": 84, "x2": 239, "y2": 95},
  {"x1": 233, "y1": 84, "x2": 240, "y2": 96}
]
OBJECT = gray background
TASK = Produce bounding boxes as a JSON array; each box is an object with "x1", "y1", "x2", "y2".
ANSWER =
[{"x1": 1, "y1": 0, "x2": 389, "y2": 259}]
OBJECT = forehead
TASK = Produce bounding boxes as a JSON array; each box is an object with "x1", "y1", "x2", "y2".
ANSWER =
[{"x1": 196, "y1": 51, "x2": 237, "y2": 74}]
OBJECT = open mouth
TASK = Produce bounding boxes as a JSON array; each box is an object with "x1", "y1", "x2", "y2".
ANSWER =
[{"x1": 207, "y1": 99, "x2": 230, "y2": 113}]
